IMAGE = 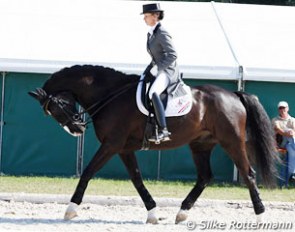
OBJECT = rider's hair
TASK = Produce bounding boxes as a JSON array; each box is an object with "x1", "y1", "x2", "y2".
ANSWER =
[{"x1": 152, "y1": 11, "x2": 164, "y2": 21}]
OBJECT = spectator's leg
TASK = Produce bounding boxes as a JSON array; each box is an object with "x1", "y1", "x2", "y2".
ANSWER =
[
  {"x1": 278, "y1": 152, "x2": 287, "y2": 187},
  {"x1": 285, "y1": 143, "x2": 295, "y2": 180}
]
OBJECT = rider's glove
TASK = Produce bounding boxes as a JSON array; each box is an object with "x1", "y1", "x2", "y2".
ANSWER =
[{"x1": 144, "y1": 72, "x2": 155, "y2": 83}]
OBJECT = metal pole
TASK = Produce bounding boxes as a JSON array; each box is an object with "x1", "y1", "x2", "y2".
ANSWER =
[
  {"x1": 212, "y1": 1, "x2": 244, "y2": 183},
  {"x1": 237, "y1": 65, "x2": 245, "y2": 92},
  {"x1": 76, "y1": 105, "x2": 85, "y2": 177},
  {"x1": 76, "y1": 135, "x2": 84, "y2": 177},
  {"x1": 232, "y1": 66, "x2": 245, "y2": 183},
  {"x1": 211, "y1": 1, "x2": 240, "y2": 67},
  {"x1": 157, "y1": 150, "x2": 161, "y2": 180},
  {"x1": 0, "y1": 72, "x2": 6, "y2": 174}
]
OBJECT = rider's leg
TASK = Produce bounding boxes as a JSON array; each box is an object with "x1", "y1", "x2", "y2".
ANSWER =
[
  {"x1": 151, "y1": 92, "x2": 171, "y2": 141},
  {"x1": 148, "y1": 73, "x2": 171, "y2": 142},
  {"x1": 148, "y1": 72, "x2": 170, "y2": 99}
]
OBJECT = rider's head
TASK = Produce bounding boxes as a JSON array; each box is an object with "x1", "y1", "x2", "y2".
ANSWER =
[{"x1": 141, "y1": 3, "x2": 164, "y2": 26}]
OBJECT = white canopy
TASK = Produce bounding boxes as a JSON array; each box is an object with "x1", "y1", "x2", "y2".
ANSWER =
[{"x1": 0, "y1": 0, "x2": 295, "y2": 82}]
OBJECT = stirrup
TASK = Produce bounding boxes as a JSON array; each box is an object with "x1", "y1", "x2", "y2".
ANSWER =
[
  {"x1": 161, "y1": 128, "x2": 171, "y2": 141},
  {"x1": 148, "y1": 128, "x2": 171, "y2": 144}
]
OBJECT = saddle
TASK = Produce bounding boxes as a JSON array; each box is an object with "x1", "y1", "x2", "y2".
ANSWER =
[
  {"x1": 136, "y1": 75, "x2": 192, "y2": 117},
  {"x1": 136, "y1": 74, "x2": 193, "y2": 149}
]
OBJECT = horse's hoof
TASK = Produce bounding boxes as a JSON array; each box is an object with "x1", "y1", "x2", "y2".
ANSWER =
[
  {"x1": 64, "y1": 202, "x2": 78, "y2": 220},
  {"x1": 64, "y1": 211, "x2": 78, "y2": 220},
  {"x1": 146, "y1": 207, "x2": 158, "y2": 224},
  {"x1": 175, "y1": 209, "x2": 188, "y2": 224},
  {"x1": 256, "y1": 213, "x2": 264, "y2": 223},
  {"x1": 146, "y1": 217, "x2": 158, "y2": 224}
]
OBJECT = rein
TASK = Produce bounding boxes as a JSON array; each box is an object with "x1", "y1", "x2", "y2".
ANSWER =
[{"x1": 73, "y1": 80, "x2": 142, "y2": 126}]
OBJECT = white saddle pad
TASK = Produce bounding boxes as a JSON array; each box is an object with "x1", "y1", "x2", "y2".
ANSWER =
[{"x1": 136, "y1": 76, "x2": 193, "y2": 117}]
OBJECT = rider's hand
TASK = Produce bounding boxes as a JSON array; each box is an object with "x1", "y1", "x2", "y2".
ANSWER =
[{"x1": 144, "y1": 72, "x2": 156, "y2": 82}]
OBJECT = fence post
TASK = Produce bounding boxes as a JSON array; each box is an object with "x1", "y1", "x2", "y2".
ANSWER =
[
  {"x1": 0, "y1": 72, "x2": 6, "y2": 174},
  {"x1": 76, "y1": 105, "x2": 85, "y2": 177},
  {"x1": 157, "y1": 150, "x2": 161, "y2": 180}
]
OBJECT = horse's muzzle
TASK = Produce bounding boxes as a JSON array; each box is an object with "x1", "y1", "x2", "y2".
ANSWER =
[{"x1": 62, "y1": 123, "x2": 86, "y2": 137}]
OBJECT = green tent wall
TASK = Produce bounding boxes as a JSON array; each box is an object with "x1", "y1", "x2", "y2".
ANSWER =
[{"x1": 0, "y1": 72, "x2": 77, "y2": 175}]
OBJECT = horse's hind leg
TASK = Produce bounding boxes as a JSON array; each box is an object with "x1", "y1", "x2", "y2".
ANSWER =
[
  {"x1": 235, "y1": 157, "x2": 265, "y2": 216},
  {"x1": 221, "y1": 141, "x2": 265, "y2": 217},
  {"x1": 119, "y1": 152, "x2": 158, "y2": 224},
  {"x1": 175, "y1": 142, "x2": 215, "y2": 224}
]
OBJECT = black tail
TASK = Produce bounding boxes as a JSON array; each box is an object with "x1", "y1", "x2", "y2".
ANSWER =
[{"x1": 235, "y1": 91, "x2": 279, "y2": 187}]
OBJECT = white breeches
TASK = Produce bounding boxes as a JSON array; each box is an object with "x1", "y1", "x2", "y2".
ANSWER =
[{"x1": 148, "y1": 72, "x2": 170, "y2": 99}]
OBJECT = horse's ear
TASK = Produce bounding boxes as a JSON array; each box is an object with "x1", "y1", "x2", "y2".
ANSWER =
[
  {"x1": 28, "y1": 88, "x2": 47, "y2": 103},
  {"x1": 28, "y1": 91, "x2": 38, "y2": 99}
]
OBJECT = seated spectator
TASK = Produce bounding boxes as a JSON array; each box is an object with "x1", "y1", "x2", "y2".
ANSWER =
[{"x1": 272, "y1": 101, "x2": 295, "y2": 183}]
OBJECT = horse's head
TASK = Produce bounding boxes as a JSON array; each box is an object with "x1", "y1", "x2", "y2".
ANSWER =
[{"x1": 28, "y1": 88, "x2": 86, "y2": 136}]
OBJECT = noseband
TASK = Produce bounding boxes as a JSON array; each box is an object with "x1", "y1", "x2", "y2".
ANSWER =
[{"x1": 43, "y1": 95, "x2": 85, "y2": 127}]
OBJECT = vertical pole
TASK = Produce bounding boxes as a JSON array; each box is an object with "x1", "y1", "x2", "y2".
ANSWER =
[
  {"x1": 233, "y1": 65, "x2": 244, "y2": 183},
  {"x1": 212, "y1": 2, "x2": 244, "y2": 183},
  {"x1": 237, "y1": 65, "x2": 245, "y2": 92},
  {"x1": 0, "y1": 72, "x2": 6, "y2": 174},
  {"x1": 76, "y1": 105, "x2": 85, "y2": 177},
  {"x1": 157, "y1": 150, "x2": 161, "y2": 180}
]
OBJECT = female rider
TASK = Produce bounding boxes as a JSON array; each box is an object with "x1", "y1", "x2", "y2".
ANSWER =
[{"x1": 141, "y1": 3, "x2": 180, "y2": 143}]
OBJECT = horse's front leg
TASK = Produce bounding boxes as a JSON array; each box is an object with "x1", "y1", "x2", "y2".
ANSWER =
[
  {"x1": 119, "y1": 152, "x2": 158, "y2": 224},
  {"x1": 64, "y1": 144, "x2": 114, "y2": 220}
]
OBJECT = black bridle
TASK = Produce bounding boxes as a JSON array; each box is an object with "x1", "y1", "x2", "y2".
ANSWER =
[
  {"x1": 43, "y1": 95, "x2": 84, "y2": 127},
  {"x1": 44, "y1": 81, "x2": 140, "y2": 127}
]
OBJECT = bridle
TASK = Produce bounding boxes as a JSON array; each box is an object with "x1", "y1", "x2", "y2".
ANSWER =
[
  {"x1": 43, "y1": 80, "x2": 140, "y2": 127},
  {"x1": 43, "y1": 94, "x2": 85, "y2": 127}
]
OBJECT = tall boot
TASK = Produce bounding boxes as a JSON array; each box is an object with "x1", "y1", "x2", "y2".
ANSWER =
[{"x1": 148, "y1": 93, "x2": 171, "y2": 143}]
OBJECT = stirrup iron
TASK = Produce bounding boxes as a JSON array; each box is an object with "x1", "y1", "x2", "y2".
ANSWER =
[{"x1": 148, "y1": 125, "x2": 171, "y2": 144}]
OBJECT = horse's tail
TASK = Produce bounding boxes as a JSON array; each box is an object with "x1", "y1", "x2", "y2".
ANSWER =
[{"x1": 235, "y1": 91, "x2": 279, "y2": 188}]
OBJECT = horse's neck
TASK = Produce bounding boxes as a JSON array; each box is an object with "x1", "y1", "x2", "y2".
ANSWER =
[{"x1": 76, "y1": 74, "x2": 137, "y2": 112}]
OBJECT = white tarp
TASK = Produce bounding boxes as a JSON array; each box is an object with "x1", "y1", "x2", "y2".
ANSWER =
[
  {"x1": 0, "y1": 0, "x2": 295, "y2": 82},
  {"x1": 212, "y1": 3, "x2": 295, "y2": 82}
]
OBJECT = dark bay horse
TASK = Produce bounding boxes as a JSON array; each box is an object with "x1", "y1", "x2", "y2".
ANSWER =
[{"x1": 29, "y1": 65, "x2": 278, "y2": 224}]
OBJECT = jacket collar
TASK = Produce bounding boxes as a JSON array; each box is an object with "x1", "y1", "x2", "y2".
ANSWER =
[
  {"x1": 148, "y1": 23, "x2": 161, "y2": 37},
  {"x1": 153, "y1": 23, "x2": 161, "y2": 35}
]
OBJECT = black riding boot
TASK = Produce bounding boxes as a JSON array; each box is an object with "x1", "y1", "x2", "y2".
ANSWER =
[{"x1": 149, "y1": 93, "x2": 171, "y2": 143}]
